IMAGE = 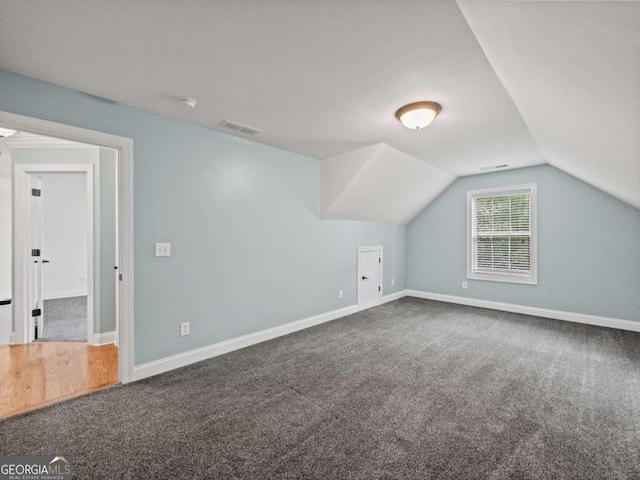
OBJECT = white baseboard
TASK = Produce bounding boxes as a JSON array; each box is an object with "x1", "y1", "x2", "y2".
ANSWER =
[
  {"x1": 406, "y1": 290, "x2": 640, "y2": 333},
  {"x1": 43, "y1": 290, "x2": 87, "y2": 300},
  {"x1": 133, "y1": 290, "x2": 409, "y2": 382},
  {"x1": 132, "y1": 287, "x2": 638, "y2": 382},
  {"x1": 356, "y1": 289, "x2": 407, "y2": 312},
  {"x1": 92, "y1": 330, "x2": 117, "y2": 346}
]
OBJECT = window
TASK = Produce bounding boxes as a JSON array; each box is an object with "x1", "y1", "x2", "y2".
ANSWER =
[{"x1": 467, "y1": 184, "x2": 537, "y2": 284}]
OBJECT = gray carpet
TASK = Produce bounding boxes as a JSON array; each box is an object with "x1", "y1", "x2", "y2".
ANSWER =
[
  {"x1": 2, "y1": 297, "x2": 640, "y2": 479},
  {"x1": 36, "y1": 296, "x2": 87, "y2": 342}
]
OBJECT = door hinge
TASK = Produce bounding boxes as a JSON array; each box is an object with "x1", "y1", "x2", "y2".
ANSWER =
[
  {"x1": 378, "y1": 286, "x2": 381, "y2": 292},
  {"x1": 31, "y1": 188, "x2": 41, "y2": 197},
  {"x1": 379, "y1": 258, "x2": 381, "y2": 263},
  {"x1": 31, "y1": 249, "x2": 41, "y2": 257},
  {"x1": 32, "y1": 308, "x2": 42, "y2": 317}
]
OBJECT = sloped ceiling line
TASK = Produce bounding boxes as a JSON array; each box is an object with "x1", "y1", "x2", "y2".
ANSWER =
[
  {"x1": 321, "y1": 143, "x2": 456, "y2": 224},
  {"x1": 1, "y1": 0, "x2": 637, "y2": 216},
  {"x1": 456, "y1": 0, "x2": 640, "y2": 211}
]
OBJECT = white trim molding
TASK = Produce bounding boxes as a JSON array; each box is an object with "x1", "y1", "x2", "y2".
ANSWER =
[
  {"x1": 43, "y1": 290, "x2": 88, "y2": 301},
  {"x1": 3, "y1": 131, "x2": 100, "y2": 149},
  {"x1": 92, "y1": 331, "x2": 117, "y2": 346},
  {"x1": 406, "y1": 290, "x2": 640, "y2": 333},
  {"x1": 467, "y1": 183, "x2": 537, "y2": 285},
  {"x1": 132, "y1": 286, "x2": 639, "y2": 382},
  {"x1": 357, "y1": 288, "x2": 404, "y2": 311},
  {"x1": 133, "y1": 289, "x2": 408, "y2": 381},
  {"x1": 1, "y1": 110, "x2": 134, "y2": 384}
]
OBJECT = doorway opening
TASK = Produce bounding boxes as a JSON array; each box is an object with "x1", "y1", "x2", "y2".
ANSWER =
[
  {"x1": 13, "y1": 145, "x2": 117, "y2": 348},
  {"x1": 0, "y1": 112, "x2": 133, "y2": 417},
  {"x1": 31, "y1": 171, "x2": 92, "y2": 343}
]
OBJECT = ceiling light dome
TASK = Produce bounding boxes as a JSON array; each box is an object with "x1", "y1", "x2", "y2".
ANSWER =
[{"x1": 395, "y1": 101, "x2": 441, "y2": 130}]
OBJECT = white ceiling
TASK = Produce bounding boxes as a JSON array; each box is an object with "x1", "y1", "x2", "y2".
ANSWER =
[
  {"x1": 0, "y1": 0, "x2": 544, "y2": 177},
  {"x1": 0, "y1": 0, "x2": 637, "y2": 218},
  {"x1": 458, "y1": 0, "x2": 640, "y2": 209}
]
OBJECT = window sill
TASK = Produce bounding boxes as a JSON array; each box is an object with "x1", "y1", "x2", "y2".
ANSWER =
[{"x1": 467, "y1": 272, "x2": 537, "y2": 285}]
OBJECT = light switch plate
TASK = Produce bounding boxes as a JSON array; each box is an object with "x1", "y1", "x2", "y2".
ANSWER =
[{"x1": 155, "y1": 242, "x2": 171, "y2": 257}]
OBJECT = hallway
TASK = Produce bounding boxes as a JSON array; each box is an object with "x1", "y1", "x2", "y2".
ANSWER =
[{"x1": 0, "y1": 342, "x2": 117, "y2": 418}]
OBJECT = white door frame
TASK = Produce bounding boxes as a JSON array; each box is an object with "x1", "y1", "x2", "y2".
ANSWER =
[
  {"x1": 15, "y1": 164, "x2": 95, "y2": 343},
  {"x1": 357, "y1": 245, "x2": 383, "y2": 306},
  {"x1": 1, "y1": 110, "x2": 134, "y2": 384}
]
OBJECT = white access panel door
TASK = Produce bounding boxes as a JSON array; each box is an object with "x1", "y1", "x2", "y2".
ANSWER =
[{"x1": 358, "y1": 246, "x2": 382, "y2": 306}]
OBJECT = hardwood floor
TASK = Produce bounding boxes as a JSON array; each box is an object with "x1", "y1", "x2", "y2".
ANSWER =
[{"x1": 0, "y1": 342, "x2": 118, "y2": 418}]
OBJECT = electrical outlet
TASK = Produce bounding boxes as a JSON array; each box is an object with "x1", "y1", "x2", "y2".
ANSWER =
[
  {"x1": 391, "y1": 279, "x2": 395, "y2": 286},
  {"x1": 462, "y1": 281, "x2": 468, "y2": 289},
  {"x1": 180, "y1": 322, "x2": 190, "y2": 336},
  {"x1": 338, "y1": 290, "x2": 344, "y2": 299},
  {"x1": 155, "y1": 242, "x2": 171, "y2": 257}
]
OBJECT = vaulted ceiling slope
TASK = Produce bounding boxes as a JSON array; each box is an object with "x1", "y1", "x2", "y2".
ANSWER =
[
  {"x1": 322, "y1": 144, "x2": 456, "y2": 224},
  {"x1": 0, "y1": 1, "x2": 637, "y2": 223},
  {"x1": 457, "y1": 0, "x2": 640, "y2": 210},
  {"x1": 0, "y1": 0, "x2": 543, "y2": 180}
]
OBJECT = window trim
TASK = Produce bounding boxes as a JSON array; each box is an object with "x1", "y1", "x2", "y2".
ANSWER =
[{"x1": 466, "y1": 183, "x2": 538, "y2": 285}]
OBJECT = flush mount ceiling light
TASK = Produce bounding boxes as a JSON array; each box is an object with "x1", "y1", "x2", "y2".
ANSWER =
[
  {"x1": 395, "y1": 101, "x2": 441, "y2": 130},
  {"x1": 0, "y1": 127, "x2": 19, "y2": 138},
  {"x1": 178, "y1": 97, "x2": 197, "y2": 110}
]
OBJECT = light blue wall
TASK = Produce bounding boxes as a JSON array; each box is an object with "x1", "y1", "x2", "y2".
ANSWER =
[
  {"x1": 407, "y1": 164, "x2": 640, "y2": 322},
  {"x1": 0, "y1": 69, "x2": 406, "y2": 364}
]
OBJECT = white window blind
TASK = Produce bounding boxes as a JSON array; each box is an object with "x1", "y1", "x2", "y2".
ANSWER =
[{"x1": 467, "y1": 184, "x2": 537, "y2": 284}]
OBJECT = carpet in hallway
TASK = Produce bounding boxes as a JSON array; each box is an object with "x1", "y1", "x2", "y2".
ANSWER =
[{"x1": 36, "y1": 296, "x2": 87, "y2": 343}]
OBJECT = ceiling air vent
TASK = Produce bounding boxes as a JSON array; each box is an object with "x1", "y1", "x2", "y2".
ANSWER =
[
  {"x1": 479, "y1": 164, "x2": 509, "y2": 171},
  {"x1": 219, "y1": 120, "x2": 262, "y2": 136}
]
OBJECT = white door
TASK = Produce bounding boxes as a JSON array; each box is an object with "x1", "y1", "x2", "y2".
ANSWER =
[
  {"x1": 15, "y1": 164, "x2": 94, "y2": 344},
  {"x1": 358, "y1": 246, "x2": 382, "y2": 305},
  {"x1": 29, "y1": 175, "x2": 44, "y2": 340}
]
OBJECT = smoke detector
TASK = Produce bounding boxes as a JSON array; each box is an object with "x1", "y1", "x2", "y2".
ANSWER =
[{"x1": 178, "y1": 98, "x2": 197, "y2": 110}]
